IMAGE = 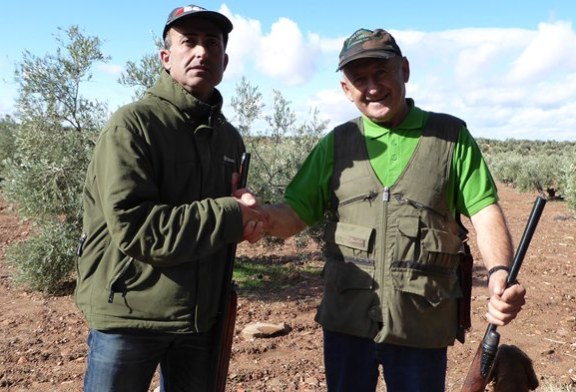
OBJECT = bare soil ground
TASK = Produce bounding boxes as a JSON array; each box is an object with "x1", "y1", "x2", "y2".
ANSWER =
[{"x1": 0, "y1": 184, "x2": 575, "y2": 391}]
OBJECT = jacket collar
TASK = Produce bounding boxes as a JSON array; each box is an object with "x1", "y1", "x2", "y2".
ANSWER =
[{"x1": 147, "y1": 70, "x2": 224, "y2": 126}]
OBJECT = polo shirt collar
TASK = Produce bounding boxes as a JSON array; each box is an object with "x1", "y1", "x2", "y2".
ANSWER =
[{"x1": 362, "y1": 98, "x2": 424, "y2": 138}]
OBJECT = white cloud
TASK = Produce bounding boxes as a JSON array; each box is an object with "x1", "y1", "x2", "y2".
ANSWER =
[
  {"x1": 220, "y1": 5, "x2": 263, "y2": 78},
  {"x1": 0, "y1": 98, "x2": 15, "y2": 116},
  {"x1": 203, "y1": 12, "x2": 576, "y2": 140},
  {"x1": 255, "y1": 18, "x2": 320, "y2": 85},
  {"x1": 507, "y1": 21, "x2": 576, "y2": 84},
  {"x1": 223, "y1": 7, "x2": 322, "y2": 86},
  {"x1": 396, "y1": 22, "x2": 576, "y2": 140},
  {"x1": 307, "y1": 87, "x2": 357, "y2": 128},
  {"x1": 97, "y1": 63, "x2": 123, "y2": 75}
]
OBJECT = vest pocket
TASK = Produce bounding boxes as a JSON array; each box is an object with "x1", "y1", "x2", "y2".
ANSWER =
[
  {"x1": 421, "y1": 227, "x2": 463, "y2": 268},
  {"x1": 393, "y1": 217, "x2": 463, "y2": 303},
  {"x1": 390, "y1": 261, "x2": 461, "y2": 304},
  {"x1": 323, "y1": 221, "x2": 376, "y2": 291},
  {"x1": 319, "y1": 222, "x2": 380, "y2": 338}
]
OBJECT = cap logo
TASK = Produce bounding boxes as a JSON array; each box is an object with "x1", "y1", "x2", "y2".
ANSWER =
[
  {"x1": 342, "y1": 29, "x2": 374, "y2": 52},
  {"x1": 173, "y1": 5, "x2": 205, "y2": 17},
  {"x1": 163, "y1": 4, "x2": 233, "y2": 40}
]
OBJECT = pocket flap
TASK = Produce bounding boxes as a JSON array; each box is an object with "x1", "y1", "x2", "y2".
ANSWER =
[
  {"x1": 390, "y1": 265, "x2": 462, "y2": 303},
  {"x1": 325, "y1": 222, "x2": 375, "y2": 252},
  {"x1": 397, "y1": 218, "x2": 419, "y2": 238},
  {"x1": 422, "y1": 228, "x2": 462, "y2": 254}
]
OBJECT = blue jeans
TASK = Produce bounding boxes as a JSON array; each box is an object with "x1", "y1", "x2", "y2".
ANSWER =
[
  {"x1": 83, "y1": 329, "x2": 214, "y2": 392},
  {"x1": 323, "y1": 329, "x2": 447, "y2": 392}
]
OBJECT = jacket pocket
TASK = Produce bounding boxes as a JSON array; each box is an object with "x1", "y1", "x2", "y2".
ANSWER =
[{"x1": 106, "y1": 257, "x2": 134, "y2": 303}]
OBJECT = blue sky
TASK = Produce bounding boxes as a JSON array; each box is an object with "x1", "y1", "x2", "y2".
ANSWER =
[{"x1": 1, "y1": 1, "x2": 575, "y2": 140}]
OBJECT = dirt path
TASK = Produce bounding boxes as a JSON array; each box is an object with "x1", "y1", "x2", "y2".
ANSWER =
[{"x1": 0, "y1": 184, "x2": 575, "y2": 391}]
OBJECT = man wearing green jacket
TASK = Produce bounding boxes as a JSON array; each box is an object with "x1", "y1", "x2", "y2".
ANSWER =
[
  {"x1": 264, "y1": 28, "x2": 527, "y2": 391},
  {"x1": 75, "y1": 5, "x2": 265, "y2": 391}
]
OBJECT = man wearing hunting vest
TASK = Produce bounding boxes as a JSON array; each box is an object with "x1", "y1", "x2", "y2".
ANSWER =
[{"x1": 263, "y1": 28, "x2": 526, "y2": 392}]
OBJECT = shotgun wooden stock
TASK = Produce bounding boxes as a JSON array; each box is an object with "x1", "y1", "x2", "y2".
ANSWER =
[
  {"x1": 461, "y1": 196, "x2": 546, "y2": 392},
  {"x1": 213, "y1": 152, "x2": 251, "y2": 392}
]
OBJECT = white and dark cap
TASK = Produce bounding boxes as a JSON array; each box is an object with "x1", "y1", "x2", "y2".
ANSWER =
[{"x1": 163, "y1": 4, "x2": 233, "y2": 43}]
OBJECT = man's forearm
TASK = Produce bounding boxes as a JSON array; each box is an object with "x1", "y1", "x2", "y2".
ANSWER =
[
  {"x1": 263, "y1": 203, "x2": 307, "y2": 239},
  {"x1": 470, "y1": 203, "x2": 514, "y2": 270}
]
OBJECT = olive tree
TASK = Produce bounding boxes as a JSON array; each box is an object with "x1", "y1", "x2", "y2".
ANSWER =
[
  {"x1": 3, "y1": 25, "x2": 109, "y2": 293},
  {"x1": 230, "y1": 78, "x2": 327, "y2": 205},
  {"x1": 118, "y1": 35, "x2": 163, "y2": 99},
  {"x1": 0, "y1": 115, "x2": 18, "y2": 179},
  {"x1": 230, "y1": 78, "x2": 328, "y2": 247}
]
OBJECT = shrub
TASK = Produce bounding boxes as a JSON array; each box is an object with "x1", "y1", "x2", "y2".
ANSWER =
[
  {"x1": 484, "y1": 140, "x2": 575, "y2": 203},
  {"x1": 6, "y1": 219, "x2": 78, "y2": 294},
  {"x1": 0, "y1": 115, "x2": 18, "y2": 180},
  {"x1": 560, "y1": 152, "x2": 576, "y2": 211}
]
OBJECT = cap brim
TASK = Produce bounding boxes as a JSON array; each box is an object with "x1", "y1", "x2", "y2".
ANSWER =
[
  {"x1": 336, "y1": 50, "x2": 398, "y2": 71},
  {"x1": 163, "y1": 10, "x2": 233, "y2": 38}
]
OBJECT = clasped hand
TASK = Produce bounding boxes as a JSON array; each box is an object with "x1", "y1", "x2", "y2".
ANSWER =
[{"x1": 232, "y1": 172, "x2": 268, "y2": 243}]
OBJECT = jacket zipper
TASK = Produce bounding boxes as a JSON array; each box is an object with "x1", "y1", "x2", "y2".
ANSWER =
[{"x1": 76, "y1": 233, "x2": 87, "y2": 257}]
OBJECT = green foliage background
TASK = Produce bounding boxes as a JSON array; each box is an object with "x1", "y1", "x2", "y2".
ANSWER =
[
  {"x1": 479, "y1": 138, "x2": 576, "y2": 210},
  {"x1": 0, "y1": 26, "x2": 574, "y2": 294}
]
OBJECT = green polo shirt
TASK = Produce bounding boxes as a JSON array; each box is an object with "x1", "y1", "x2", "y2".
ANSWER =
[{"x1": 285, "y1": 100, "x2": 498, "y2": 225}]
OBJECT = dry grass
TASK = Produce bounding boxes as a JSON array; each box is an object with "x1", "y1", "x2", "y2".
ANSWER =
[{"x1": 539, "y1": 383, "x2": 576, "y2": 392}]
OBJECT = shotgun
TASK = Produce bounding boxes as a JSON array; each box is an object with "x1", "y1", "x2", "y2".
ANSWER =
[
  {"x1": 213, "y1": 152, "x2": 251, "y2": 392},
  {"x1": 461, "y1": 195, "x2": 546, "y2": 392}
]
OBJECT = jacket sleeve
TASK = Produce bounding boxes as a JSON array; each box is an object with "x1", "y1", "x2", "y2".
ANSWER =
[{"x1": 92, "y1": 123, "x2": 243, "y2": 267}]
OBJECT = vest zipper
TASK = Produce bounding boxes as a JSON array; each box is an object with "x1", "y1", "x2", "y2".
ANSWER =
[
  {"x1": 382, "y1": 187, "x2": 390, "y2": 202},
  {"x1": 339, "y1": 190, "x2": 378, "y2": 208},
  {"x1": 393, "y1": 193, "x2": 446, "y2": 218},
  {"x1": 379, "y1": 186, "x2": 390, "y2": 331}
]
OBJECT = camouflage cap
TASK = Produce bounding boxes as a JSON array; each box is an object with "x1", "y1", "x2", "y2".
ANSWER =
[
  {"x1": 163, "y1": 4, "x2": 233, "y2": 41},
  {"x1": 337, "y1": 28, "x2": 402, "y2": 71}
]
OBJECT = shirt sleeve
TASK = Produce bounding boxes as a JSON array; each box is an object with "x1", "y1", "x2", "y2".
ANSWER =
[
  {"x1": 284, "y1": 132, "x2": 334, "y2": 226},
  {"x1": 451, "y1": 127, "x2": 499, "y2": 217}
]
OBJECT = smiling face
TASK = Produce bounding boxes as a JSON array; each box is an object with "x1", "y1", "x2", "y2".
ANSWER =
[
  {"x1": 340, "y1": 56, "x2": 410, "y2": 127},
  {"x1": 160, "y1": 18, "x2": 229, "y2": 102}
]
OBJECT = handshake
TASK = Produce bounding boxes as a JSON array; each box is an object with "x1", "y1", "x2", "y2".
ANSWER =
[
  {"x1": 231, "y1": 171, "x2": 306, "y2": 244},
  {"x1": 234, "y1": 183, "x2": 268, "y2": 243}
]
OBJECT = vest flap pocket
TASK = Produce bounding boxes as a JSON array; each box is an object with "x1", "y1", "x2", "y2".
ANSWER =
[
  {"x1": 324, "y1": 259, "x2": 374, "y2": 292},
  {"x1": 397, "y1": 218, "x2": 419, "y2": 238},
  {"x1": 422, "y1": 228, "x2": 462, "y2": 255},
  {"x1": 325, "y1": 221, "x2": 375, "y2": 252},
  {"x1": 390, "y1": 262, "x2": 462, "y2": 304}
]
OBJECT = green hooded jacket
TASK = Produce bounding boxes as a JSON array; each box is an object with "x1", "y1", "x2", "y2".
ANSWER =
[{"x1": 75, "y1": 70, "x2": 245, "y2": 333}]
